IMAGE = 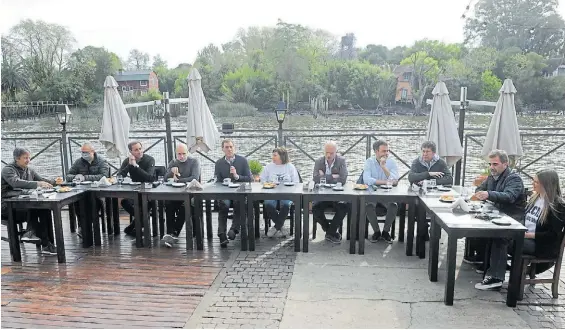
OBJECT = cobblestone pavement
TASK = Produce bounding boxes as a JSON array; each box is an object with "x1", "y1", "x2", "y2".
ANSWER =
[{"x1": 191, "y1": 237, "x2": 296, "y2": 329}]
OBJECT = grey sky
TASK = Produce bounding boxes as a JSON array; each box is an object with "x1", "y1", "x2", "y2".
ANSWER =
[{"x1": 2, "y1": 0, "x2": 564, "y2": 68}]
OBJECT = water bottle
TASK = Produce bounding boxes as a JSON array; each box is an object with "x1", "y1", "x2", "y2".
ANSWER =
[{"x1": 421, "y1": 180, "x2": 428, "y2": 196}]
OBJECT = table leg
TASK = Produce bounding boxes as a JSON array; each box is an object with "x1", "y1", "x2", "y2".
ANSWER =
[
  {"x1": 185, "y1": 197, "x2": 194, "y2": 250},
  {"x1": 205, "y1": 200, "x2": 213, "y2": 239},
  {"x1": 112, "y1": 198, "x2": 120, "y2": 235},
  {"x1": 398, "y1": 202, "x2": 406, "y2": 242},
  {"x1": 507, "y1": 234, "x2": 525, "y2": 307},
  {"x1": 151, "y1": 201, "x2": 158, "y2": 237},
  {"x1": 417, "y1": 202, "x2": 426, "y2": 259},
  {"x1": 247, "y1": 197, "x2": 255, "y2": 251},
  {"x1": 253, "y1": 201, "x2": 260, "y2": 238},
  {"x1": 294, "y1": 196, "x2": 302, "y2": 252},
  {"x1": 349, "y1": 199, "x2": 358, "y2": 254},
  {"x1": 192, "y1": 198, "x2": 203, "y2": 250},
  {"x1": 134, "y1": 194, "x2": 142, "y2": 248},
  {"x1": 428, "y1": 215, "x2": 440, "y2": 282},
  {"x1": 7, "y1": 203, "x2": 22, "y2": 262},
  {"x1": 158, "y1": 200, "x2": 165, "y2": 239},
  {"x1": 80, "y1": 195, "x2": 93, "y2": 247},
  {"x1": 444, "y1": 235, "x2": 458, "y2": 305},
  {"x1": 406, "y1": 202, "x2": 415, "y2": 256},
  {"x1": 358, "y1": 198, "x2": 366, "y2": 255},
  {"x1": 240, "y1": 197, "x2": 248, "y2": 252},
  {"x1": 53, "y1": 205, "x2": 66, "y2": 263},
  {"x1": 68, "y1": 203, "x2": 76, "y2": 233},
  {"x1": 302, "y1": 197, "x2": 310, "y2": 253}
]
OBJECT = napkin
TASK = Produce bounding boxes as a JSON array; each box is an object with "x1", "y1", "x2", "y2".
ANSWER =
[
  {"x1": 98, "y1": 176, "x2": 111, "y2": 186},
  {"x1": 187, "y1": 179, "x2": 203, "y2": 190},
  {"x1": 450, "y1": 197, "x2": 470, "y2": 213}
]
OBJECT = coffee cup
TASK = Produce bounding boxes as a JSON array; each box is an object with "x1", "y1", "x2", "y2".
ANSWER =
[{"x1": 223, "y1": 178, "x2": 231, "y2": 185}]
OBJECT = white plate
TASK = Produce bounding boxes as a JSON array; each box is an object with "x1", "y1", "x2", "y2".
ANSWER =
[
  {"x1": 437, "y1": 187, "x2": 451, "y2": 192},
  {"x1": 283, "y1": 182, "x2": 295, "y2": 186},
  {"x1": 380, "y1": 185, "x2": 393, "y2": 189},
  {"x1": 222, "y1": 182, "x2": 231, "y2": 186},
  {"x1": 492, "y1": 218, "x2": 511, "y2": 226},
  {"x1": 130, "y1": 182, "x2": 141, "y2": 185},
  {"x1": 172, "y1": 183, "x2": 185, "y2": 187},
  {"x1": 332, "y1": 187, "x2": 344, "y2": 191},
  {"x1": 228, "y1": 183, "x2": 240, "y2": 188},
  {"x1": 80, "y1": 181, "x2": 92, "y2": 185}
]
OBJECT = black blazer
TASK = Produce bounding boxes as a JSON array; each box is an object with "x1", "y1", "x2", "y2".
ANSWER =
[{"x1": 531, "y1": 202, "x2": 565, "y2": 258}]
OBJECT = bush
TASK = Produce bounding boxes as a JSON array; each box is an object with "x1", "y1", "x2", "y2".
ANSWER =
[{"x1": 210, "y1": 101, "x2": 257, "y2": 117}]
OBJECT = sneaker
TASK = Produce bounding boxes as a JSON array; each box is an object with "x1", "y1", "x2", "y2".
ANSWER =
[
  {"x1": 381, "y1": 231, "x2": 393, "y2": 244},
  {"x1": 124, "y1": 223, "x2": 135, "y2": 237},
  {"x1": 171, "y1": 234, "x2": 179, "y2": 242},
  {"x1": 325, "y1": 233, "x2": 341, "y2": 244},
  {"x1": 41, "y1": 243, "x2": 57, "y2": 256},
  {"x1": 219, "y1": 233, "x2": 229, "y2": 248},
  {"x1": 280, "y1": 227, "x2": 290, "y2": 237},
  {"x1": 162, "y1": 234, "x2": 175, "y2": 248},
  {"x1": 462, "y1": 255, "x2": 483, "y2": 265},
  {"x1": 76, "y1": 227, "x2": 82, "y2": 239},
  {"x1": 20, "y1": 230, "x2": 41, "y2": 244},
  {"x1": 474, "y1": 276, "x2": 503, "y2": 290},
  {"x1": 475, "y1": 264, "x2": 486, "y2": 274},
  {"x1": 227, "y1": 229, "x2": 237, "y2": 240},
  {"x1": 335, "y1": 232, "x2": 342, "y2": 241},
  {"x1": 267, "y1": 227, "x2": 277, "y2": 238},
  {"x1": 274, "y1": 230, "x2": 285, "y2": 238},
  {"x1": 369, "y1": 231, "x2": 381, "y2": 243}
]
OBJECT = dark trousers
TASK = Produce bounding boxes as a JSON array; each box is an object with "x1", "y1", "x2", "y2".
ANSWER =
[
  {"x1": 264, "y1": 200, "x2": 292, "y2": 230},
  {"x1": 217, "y1": 200, "x2": 241, "y2": 235},
  {"x1": 74, "y1": 199, "x2": 102, "y2": 229},
  {"x1": 467, "y1": 238, "x2": 488, "y2": 260},
  {"x1": 312, "y1": 201, "x2": 349, "y2": 234},
  {"x1": 487, "y1": 238, "x2": 536, "y2": 280},
  {"x1": 165, "y1": 200, "x2": 198, "y2": 236},
  {"x1": 121, "y1": 198, "x2": 152, "y2": 226},
  {"x1": 18, "y1": 209, "x2": 53, "y2": 246}
]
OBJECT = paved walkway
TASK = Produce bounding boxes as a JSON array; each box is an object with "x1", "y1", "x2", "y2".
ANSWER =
[{"x1": 2, "y1": 213, "x2": 564, "y2": 328}]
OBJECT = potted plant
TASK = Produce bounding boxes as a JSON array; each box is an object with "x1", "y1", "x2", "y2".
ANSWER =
[
  {"x1": 248, "y1": 160, "x2": 263, "y2": 182},
  {"x1": 473, "y1": 165, "x2": 490, "y2": 187}
]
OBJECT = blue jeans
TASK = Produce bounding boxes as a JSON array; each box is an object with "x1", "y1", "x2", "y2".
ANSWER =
[
  {"x1": 264, "y1": 200, "x2": 292, "y2": 230},
  {"x1": 217, "y1": 199, "x2": 242, "y2": 235}
]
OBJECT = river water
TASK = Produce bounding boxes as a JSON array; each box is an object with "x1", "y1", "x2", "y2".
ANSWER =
[{"x1": 2, "y1": 112, "x2": 564, "y2": 190}]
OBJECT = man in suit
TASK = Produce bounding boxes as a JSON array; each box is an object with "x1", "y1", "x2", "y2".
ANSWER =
[
  {"x1": 312, "y1": 141, "x2": 349, "y2": 244},
  {"x1": 214, "y1": 139, "x2": 252, "y2": 248}
]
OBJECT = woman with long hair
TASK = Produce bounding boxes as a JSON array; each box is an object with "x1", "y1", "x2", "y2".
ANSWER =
[{"x1": 476, "y1": 169, "x2": 565, "y2": 290}]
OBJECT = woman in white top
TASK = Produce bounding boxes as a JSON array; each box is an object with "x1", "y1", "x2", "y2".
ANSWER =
[{"x1": 260, "y1": 147, "x2": 299, "y2": 238}]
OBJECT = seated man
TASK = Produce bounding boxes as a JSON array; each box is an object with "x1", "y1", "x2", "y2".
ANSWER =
[
  {"x1": 362, "y1": 140, "x2": 399, "y2": 243},
  {"x1": 408, "y1": 141, "x2": 453, "y2": 186},
  {"x1": 260, "y1": 147, "x2": 300, "y2": 238},
  {"x1": 116, "y1": 141, "x2": 155, "y2": 236},
  {"x1": 466, "y1": 149, "x2": 527, "y2": 266},
  {"x1": 66, "y1": 142, "x2": 109, "y2": 237},
  {"x1": 1, "y1": 147, "x2": 57, "y2": 255},
  {"x1": 214, "y1": 139, "x2": 252, "y2": 248},
  {"x1": 312, "y1": 141, "x2": 349, "y2": 244},
  {"x1": 162, "y1": 143, "x2": 201, "y2": 248}
]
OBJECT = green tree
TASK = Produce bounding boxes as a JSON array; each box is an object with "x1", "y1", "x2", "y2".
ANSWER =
[{"x1": 127, "y1": 49, "x2": 150, "y2": 70}]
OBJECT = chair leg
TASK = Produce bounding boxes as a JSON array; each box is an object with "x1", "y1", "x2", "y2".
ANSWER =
[
  {"x1": 253, "y1": 201, "x2": 260, "y2": 238},
  {"x1": 100, "y1": 203, "x2": 106, "y2": 233},
  {"x1": 151, "y1": 201, "x2": 158, "y2": 237},
  {"x1": 519, "y1": 259, "x2": 529, "y2": 300},
  {"x1": 552, "y1": 264, "x2": 561, "y2": 298},
  {"x1": 158, "y1": 201, "x2": 165, "y2": 239},
  {"x1": 391, "y1": 217, "x2": 396, "y2": 240},
  {"x1": 312, "y1": 216, "x2": 317, "y2": 240},
  {"x1": 529, "y1": 264, "x2": 537, "y2": 280},
  {"x1": 345, "y1": 213, "x2": 350, "y2": 240},
  {"x1": 105, "y1": 198, "x2": 113, "y2": 235},
  {"x1": 68, "y1": 204, "x2": 77, "y2": 233}
]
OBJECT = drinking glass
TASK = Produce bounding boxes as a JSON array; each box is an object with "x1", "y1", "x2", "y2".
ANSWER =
[
  {"x1": 72, "y1": 177, "x2": 81, "y2": 186},
  {"x1": 429, "y1": 179, "x2": 437, "y2": 190},
  {"x1": 319, "y1": 176, "x2": 326, "y2": 189},
  {"x1": 117, "y1": 175, "x2": 124, "y2": 187},
  {"x1": 460, "y1": 187, "x2": 469, "y2": 201},
  {"x1": 386, "y1": 178, "x2": 393, "y2": 189},
  {"x1": 158, "y1": 175, "x2": 164, "y2": 184}
]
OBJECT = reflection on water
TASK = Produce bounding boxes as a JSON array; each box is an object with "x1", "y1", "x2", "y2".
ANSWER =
[{"x1": 2, "y1": 113, "x2": 564, "y2": 191}]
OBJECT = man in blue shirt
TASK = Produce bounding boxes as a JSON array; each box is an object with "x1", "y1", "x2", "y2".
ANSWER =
[{"x1": 362, "y1": 140, "x2": 399, "y2": 243}]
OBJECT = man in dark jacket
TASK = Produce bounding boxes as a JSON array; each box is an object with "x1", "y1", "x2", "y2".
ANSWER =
[
  {"x1": 214, "y1": 139, "x2": 252, "y2": 247},
  {"x1": 66, "y1": 142, "x2": 109, "y2": 237},
  {"x1": 1, "y1": 147, "x2": 57, "y2": 255},
  {"x1": 116, "y1": 141, "x2": 156, "y2": 235},
  {"x1": 312, "y1": 141, "x2": 349, "y2": 244},
  {"x1": 161, "y1": 143, "x2": 201, "y2": 248},
  {"x1": 408, "y1": 141, "x2": 453, "y2": 186},
  {"x1": 466, "y1": 149, "x2": 527, "y2": 265}
]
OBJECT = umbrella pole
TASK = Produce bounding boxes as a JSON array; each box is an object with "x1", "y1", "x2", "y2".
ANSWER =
[
  {"x1": 163, "y1": 92, "x2": 174, "y2": 163},
  {"x1": 454, "y1": 87, "x2": 468, "y2": 185}
]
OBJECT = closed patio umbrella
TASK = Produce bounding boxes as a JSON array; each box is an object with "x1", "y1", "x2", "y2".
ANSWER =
[
  {"x1": 481, "y1": 79, "x2": 523, "y2": 164},
  {"x1": 99, "y1": 76, "x2": 130, "y2": 159},
  {"x1": 426, "y1": 81, "x2": 463, "y2": 167},
  {"x1": 186, "y1": 68, "x2": 219, "y2": 153}
]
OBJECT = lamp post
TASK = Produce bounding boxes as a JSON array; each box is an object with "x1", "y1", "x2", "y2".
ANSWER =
[
  {"x1": 275, "y1": 103, "x2": 287, "y2": 147},
  {"x1": 163, "y1": 92, "x2": 174, "y2": 163},
  {"x1": 57, "y1": 104, "x2": 72, "y2": 176}
]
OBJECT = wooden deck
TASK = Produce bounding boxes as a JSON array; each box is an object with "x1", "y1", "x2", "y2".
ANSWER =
[{"x1": 1, "y1": 212, "x2": 232, "y2": 328}]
